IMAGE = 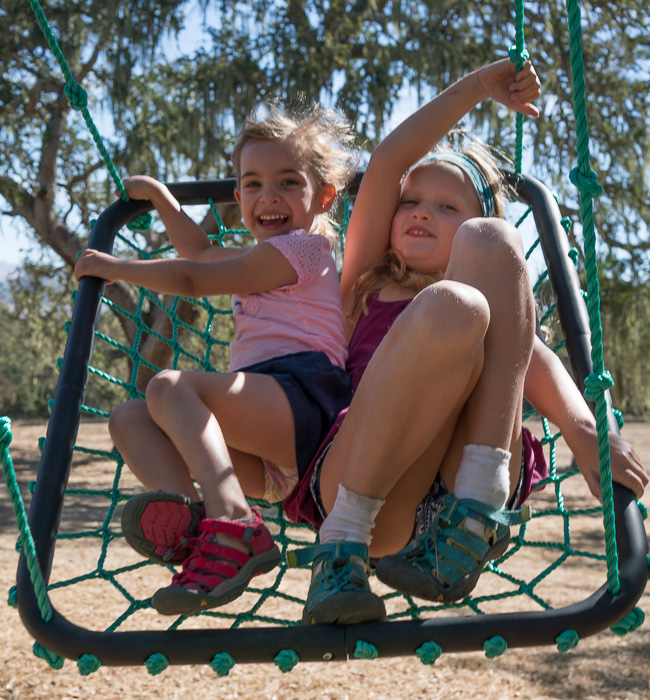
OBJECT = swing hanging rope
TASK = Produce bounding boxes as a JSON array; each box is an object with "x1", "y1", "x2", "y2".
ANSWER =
[{"x1": 1, "y1": 0, "x2": 646, "y2": 675}]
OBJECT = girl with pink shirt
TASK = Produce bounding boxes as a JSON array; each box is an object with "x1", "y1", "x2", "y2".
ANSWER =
[{"x1": 74, "y1": 103, "x2": 358, "y2": 615}]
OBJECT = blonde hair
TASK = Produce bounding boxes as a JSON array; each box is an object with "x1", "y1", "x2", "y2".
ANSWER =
[
  {"x1": 346, "y1": 250, "x2": 441, "y2": 321},
  {"x1": 409, "y1": 138, "x2": 510, "y2": 218},
  {"x1": 347, "y1": 135, "x2": 510, "y2": 319},
  {"x1": 233, "y1": 101, "x2": 359, "y2": 247}
]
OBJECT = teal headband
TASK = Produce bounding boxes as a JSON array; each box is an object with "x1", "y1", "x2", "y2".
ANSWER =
[{"x1": 414, "y1": 152, "x2": 496, "y2": 218}]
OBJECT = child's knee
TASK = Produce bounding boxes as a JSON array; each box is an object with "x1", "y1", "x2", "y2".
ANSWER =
[
  {"x1": 453, "y1": 218, "x2": 525, "y2": 270},
  {"x1": 406, "y1": 281, "x2": 490, "y2": 347},
  {"x1": 145, "y1": 369, "x2": 182, "y2": 406},
  {"x1": 109, "y1": 399, "x2": 146, "y2": 444}
]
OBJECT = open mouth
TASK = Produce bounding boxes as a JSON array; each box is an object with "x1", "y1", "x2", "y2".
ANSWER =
[
  {"x1": 259, "y1": 214, "x2": 289, "y2": 227},
  {"x1": 405, "y1": 227, "x2": 433, "y2": 238}
]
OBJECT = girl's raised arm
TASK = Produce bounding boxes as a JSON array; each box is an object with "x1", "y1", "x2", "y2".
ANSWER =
[
  {"x1": 122, "y1": 175, "x2": 245, "y2": 262},
  {"x1": 340, "y1": 58, "x2": 540, "y2": 306}
]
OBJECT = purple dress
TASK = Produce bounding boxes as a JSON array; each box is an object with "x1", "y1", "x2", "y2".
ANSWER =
[{"x1": 282, "y1": 295, "x2": 547, "y2": 528}]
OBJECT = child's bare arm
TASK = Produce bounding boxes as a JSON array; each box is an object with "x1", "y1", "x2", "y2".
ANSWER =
[
  {"x1": 524, "y1": 336, "x2": 648, "y2": 499},
  {"x1": 122, "y1": 175, "x2": 245, "y2": 262},
  {"x1": 75, "y1": 241, "x2": 297, "y2": 298},
  {"x1": 340, "y1": 59, "x2": 541, "y2": 307}
]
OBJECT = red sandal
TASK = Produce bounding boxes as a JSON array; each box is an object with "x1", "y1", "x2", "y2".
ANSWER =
[
  {"x1": 121, "y1": 491, "x2": 205, "y2": 564},
  {"x1": 151, "y1": 508, "x2": 281, "y2": 615}
]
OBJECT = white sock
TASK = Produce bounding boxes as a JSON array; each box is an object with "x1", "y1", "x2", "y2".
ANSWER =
[
  {"x1": 319, "y1": 483, "x2": 385, "y2": 546},
  {"x1": 454, "y1": 444, "x2": 511, "y2": 538}
]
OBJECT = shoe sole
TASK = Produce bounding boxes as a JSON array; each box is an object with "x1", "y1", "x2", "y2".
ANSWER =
[
  {"x1": 375, "y1": 530, "x2": 511, "y2": 603},
  {"x1": 151, "y1": 544, "x2": 282, "y2": 615},
  {"x1": 302, "y1": 591, "x2": 386, "y2": 625},
  {"x1": 121, "y1": 492, "x2": 203, "y2": 564}
]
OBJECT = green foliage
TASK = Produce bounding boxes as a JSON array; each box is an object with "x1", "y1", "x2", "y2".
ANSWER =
[
  {"x1": 598, "y1": 256, "x2": 650, "y2": 417},
  {"x1": 0, "y1": 264, "x2": 71, "y2": 417},
  {"x1": 0, "y1": 261, "x2": 129, "y2": 417}
]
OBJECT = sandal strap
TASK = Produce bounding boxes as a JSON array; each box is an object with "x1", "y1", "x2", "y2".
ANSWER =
[{"x1": 286, "y1": 541, "x2": 369, "y2": 569}]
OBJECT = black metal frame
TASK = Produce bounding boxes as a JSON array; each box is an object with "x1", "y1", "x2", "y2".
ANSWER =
[{"x1": 15, "y1": 172, "x2": 648, "y2": 666}]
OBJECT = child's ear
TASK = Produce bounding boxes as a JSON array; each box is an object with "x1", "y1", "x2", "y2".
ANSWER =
[
  {"x1": 320, "y1": 185, "x2": 336, "y2": 212},
  {"x1": 234, "y1": 188, "x2": 242, "y2": 205}
]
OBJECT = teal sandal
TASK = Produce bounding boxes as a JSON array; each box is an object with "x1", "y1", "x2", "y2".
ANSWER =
[
  {"x1": 375, "y1": 494, "x2": 531, "y2": 603},
  {"x1": 287, "y1": 542, "x2": 386, "y2": 625}
]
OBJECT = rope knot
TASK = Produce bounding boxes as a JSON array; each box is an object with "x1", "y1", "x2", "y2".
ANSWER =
[
  {"x1": 210, "y1": 652, "x2": 236, "y2": 676},
  {"x1": 569, "y1": 166, "x2": 604, "y2": 199},
  {"x1": 354, "y1": 640, "x2": 378, "y2": 660},
  {"x1": 274, "y1": 648, "x2": 299, "y2": 673},
  {"x1": 127, "y1": 212, "x2": 153, "y2": 232},
  {"x1": 483, "y1": 635, "x2": 507, "y2": 658},
  {"x1": 145, "y1": 652, "x2": 169, "y2": 675},
  {"x1": 556, "y1": 629, "x2": 579, "y2": 653},
  {"x1": 77, "y1": 654, "x2": 102, "y2": 675},
  {"x1": 508, "y1": 45, "x2": 530, "y2": 68},
  {"x1": 584, "y1": 371, "x2": 614, "y2": 401},
  {"x1": 63, "y1": 81, "x2": 88, "y2": 111},
  {"x1": 610, "y1": 607, "x2": 645, "y2": 636},
  {"x1": 416, "y1": 640, "x2": 442, "y2": 665}
]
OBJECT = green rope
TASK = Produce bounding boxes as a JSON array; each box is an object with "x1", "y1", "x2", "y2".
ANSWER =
[
  {"x1": 77, "y1": 653, "x2": 102, "y2": 676},
  {"x1": 483, "y1": 635, "x2": 508, "y2": 658},
  {"x1": 145, "y1": 652, "x2": 169, "y2": 675},
  {"x1": 0, "y1": 418, "x2": 53, "y2": 623},
  {"x1": 353, "y1": 640, "x2": 378, "y2": 659},
  {"x1": 564, "y1": 0, "x2": 619, "y2": 595},
  {"x1": 25, "y1": 0, "x2": 152, "y2": 231},
  {"x1": 416, "y1": 641, "x2": 443, "y2": 665},
  {"x1": 274, "y1": 648, "x2": 299, "y2": 673},
  {"x1": 33, "y1": 642, "x2": 64, "y2": 669},
  {"x1": 509, "y1": 0, "x2": 528, "y2": 177},
  {"x1": 556, "y1": 629, "x2": 580, "y2": 653},
  {"x1": 610, "y1": 607, "x2": 645, "y2": 636},
  {"x1": 210, "y1": 652, "x2": 236, "y2": 676}
]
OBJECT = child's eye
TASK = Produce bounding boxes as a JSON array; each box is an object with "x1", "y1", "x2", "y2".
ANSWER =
[
  {"x1": 282, "y1": 178, "x2": 301, "y2": 187},
  {"x1": 440, "y1": 203, "x2": 457, "y2": 211},
  {"x1": 242, "y1": 180, "x2": 261, "y2": 189}
]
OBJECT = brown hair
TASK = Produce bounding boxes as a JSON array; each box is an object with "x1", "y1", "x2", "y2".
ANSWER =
[
  {"x1": 233, "y1": 101, "x2": 359, "y2": 246},
  {"x1": 346, "y1": 250, "x2": 441, "y2": 321}
]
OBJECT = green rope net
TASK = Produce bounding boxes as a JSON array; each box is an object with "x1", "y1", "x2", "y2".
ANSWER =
[
  {"x1": 1, "y1": 0, "x2": 647, "y2": 676},
  {"x1": 1, "y1": 186, "x2": 647, "y2": 673}
]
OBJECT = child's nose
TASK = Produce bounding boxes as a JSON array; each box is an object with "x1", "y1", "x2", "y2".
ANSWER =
[
  {"x1": 260, "y1": 185, "x2": 280, "y2": 203},
  {"x1": 411, "y1": 203, "x2": 432, "y2": 220}
]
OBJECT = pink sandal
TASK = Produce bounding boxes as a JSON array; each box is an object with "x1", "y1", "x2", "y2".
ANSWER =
[{"x1": 152, "y1": 508, "x2": 281, "y2": 615}]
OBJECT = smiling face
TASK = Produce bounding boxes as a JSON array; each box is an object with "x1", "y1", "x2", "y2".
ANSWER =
[
  {"x1": 234, "y1": 139, "x2": 334, "y2": 242},
  {"x1": 389, "y1": 160, "x2": 484, "y2": 275}
]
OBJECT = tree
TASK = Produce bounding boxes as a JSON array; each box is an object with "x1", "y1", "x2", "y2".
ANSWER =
[{"x1": 2, "y1": 0, "x2": 649, "y2": 404}]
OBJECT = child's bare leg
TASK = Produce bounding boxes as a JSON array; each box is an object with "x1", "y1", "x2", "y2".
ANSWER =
[
  {"x1": 371, "y1": 220, "x2": 536, "y2": 603},
  {"x1": 109, "y1": 400, "x2": 201, "y2": 499},
  {"x1": 444, "y1": 218, "x2": 535, "y2": 499},
  {"x1": 110, "y1": 399, "x2": 266, "y2": 499},
  {"x1": 144, "y1": 369, "x2": 296, "y2": 520},
  {"x1": 295, "y1": 281, "x2": 488, "y2": 624},
  {"x1": 130, "y1": 370, "x2": 291, "y2": 615},
  {"x1": 318, "y1": 281, "x2": 489, "y2": 541}
]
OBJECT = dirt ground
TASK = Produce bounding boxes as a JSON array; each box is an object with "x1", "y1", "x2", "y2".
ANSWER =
[{"x1": 1, "y1": 417, "x2": 650, "y2": 700}]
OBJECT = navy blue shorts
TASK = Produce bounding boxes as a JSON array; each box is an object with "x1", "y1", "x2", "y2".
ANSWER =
[{"x1": 239, "y1": 351, "x2": 352, "y2": 479}]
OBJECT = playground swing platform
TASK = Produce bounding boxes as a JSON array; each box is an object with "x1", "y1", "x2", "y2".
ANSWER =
[{"x1": 2, "y1": 170, "x2": 647, "y2": 675}]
